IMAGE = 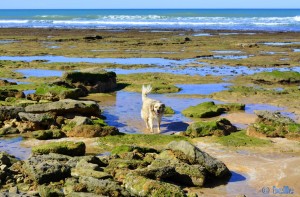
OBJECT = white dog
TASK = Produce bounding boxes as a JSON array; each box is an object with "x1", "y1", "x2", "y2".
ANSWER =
[{"x1": 141, "y1": 85, "x2": 165, "y2": 133}]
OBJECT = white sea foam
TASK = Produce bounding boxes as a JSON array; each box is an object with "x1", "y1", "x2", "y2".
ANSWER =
[
  {"x1": 0, "y1": 20, "x2": 29, "y2": 24},
  {"x1": 0, "y1": 15, "x2": 299, "y2": 31}
]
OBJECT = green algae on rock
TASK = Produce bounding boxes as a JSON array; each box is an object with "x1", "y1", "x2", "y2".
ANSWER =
[
  {"x1": 250, "y1": 71, "x2": 300, "y2": 84},
  {"x1": 182, "y1": 101, "x2": 245, "y2": 118},
  {"x1": 183, "y1": 118, "x2": 237, "y2": 137},
  {"x1": 247, "y1": 110, "x2": 300, "y2": 139},
  {"x1": 32, "y1": 141, "x2": 86, "y2": 156}
]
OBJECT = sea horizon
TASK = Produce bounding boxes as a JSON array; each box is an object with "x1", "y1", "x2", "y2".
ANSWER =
[{"x1": 0, "y1": 9, "x2": 300, "y2": 31}]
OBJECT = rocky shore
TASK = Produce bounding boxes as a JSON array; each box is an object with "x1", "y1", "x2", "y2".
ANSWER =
[{"x1": 0, "y1": 28, "x2": 299, "y2": 196}]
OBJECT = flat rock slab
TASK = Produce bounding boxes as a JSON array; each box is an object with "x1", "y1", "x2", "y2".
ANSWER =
[{"x1": 25, "y1": 99, "x2": 101, "y2": 117}]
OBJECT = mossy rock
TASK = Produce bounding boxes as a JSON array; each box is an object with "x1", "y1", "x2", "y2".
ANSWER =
[
  {"x1": 62, "y1": 71, "x2": 116, "y2": 84},
  {"x1": 164, "y1": 106, "x2": 175, "y2": 115},
  {"x1": 92, "y1": 118, "x2": 108, "y2": 126},
  {"x1": 32, "y1": 129, "x2": 66, "y2": 140},
  {"x1": 32, "y1": 141, "x2": 86, "y2": 156},
  {"x1": 106, "y1": 159, "x2": 148, "y2": 171},
  {"x1": 66, "y1": 125, "x2": 119, "y2": 138},
  {"x1": 251, "y1": 71, "x2": 300, "y2": 84},
  {"x1": 250, "y1": 122, "x2": 300, "y2": 138},
  {"x1": 125, "y1": 173, "x2": 185, "y2": 197},
  {"x1": 184, "y1": 118, "x2": 237, "y2": 137},
  {"x1": 182, "y1": 101, "x2": 245, "y2": 118},
  {"x1": 111, "y1": 145, "x2": 158, "y2": 155},
  {"x1": 219, "y1": 103, "x2": 245, "y2": 111},
  {"x1": 97, "y1": 134, "x2": 188, "y2": 152},
  {"x1": 35, "y1": 84, "x2": 70, "y2": 95},
  {"x1": 182, "y1": 101, "x2": 225, "y2": 118},
  {"x1": 249, "y1": 111, "x2": 300, "y2": 139}
]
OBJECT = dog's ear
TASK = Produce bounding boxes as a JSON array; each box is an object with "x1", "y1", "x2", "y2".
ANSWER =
[{"x1": 161, "y1": 104, "x2": 165, "y2": 110}]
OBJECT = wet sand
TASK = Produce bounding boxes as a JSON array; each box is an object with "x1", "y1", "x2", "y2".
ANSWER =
[{"x1": 192, "y1": 139, "x2": 300, "y2": 196}]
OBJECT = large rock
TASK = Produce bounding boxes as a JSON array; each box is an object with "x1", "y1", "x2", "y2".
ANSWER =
[
  {"x1": 254, "y1": 110, "x2": 295, "y2": 125},
  {"x1": 0, "y1": 106, "x2": 24, "y2": 121},
  {"x1": 247, "y1": 110, "x2": 300, "y2": 138},
  {"x1": 23, "y1": 153, "x2": 72, "y2": 184},
  {"x1": 124, "y1": 173, "x2": 185, "y2": 197},
  {"x1": 53, "y1": 71, "x2": 117, "y2": 94},
  {"x1": 18, "y1": 112, "x2": 55, "y2": 124},
  {"x1": 25, "y1": 99, "x2": 101, "y2": 117},
  {"x1": 0, "y1": 89, "x2": 24, "y2": 101},
  {"x1": 184, "y1": 118, "x2": 237, "y2": 137},
  {"x1": 166, "y1": 141, "x2": 231, "y2": 179},
  {"x1": 149, "y1": 153, "x2": 206, "y2": 187},
  {"x1": 79, "y1": 176, "x2": 130, "y2": 196},
  {"x1": 0, "y1": 79, "x2": 17, "y2": 86},
  {"x1": 182, "y1": 101, "x2": 245, "y2": 118},
  {"x1": 182, "y1": 101, "x2": 224, "y2": 118}
]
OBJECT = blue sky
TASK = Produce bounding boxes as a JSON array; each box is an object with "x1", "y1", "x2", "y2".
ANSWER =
[{"x1": 1, "y1": 0, "x2": 300, "y2": 9}]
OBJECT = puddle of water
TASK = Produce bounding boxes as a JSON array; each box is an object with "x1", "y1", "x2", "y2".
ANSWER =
[
  {"x1": 176, "y1": 83, "x2": 231, "y2": 95},
  {"x1": 219, "y1": 33, "x2": 256, "y2": 35},
  {"x1": 261, "y1": 42, "x2": 300, "y2": 46},
  {"x1": 108, "y1": 65, "x2": 300, "y2": 76},
  {"x1": 23, "y1": 89, "x2": 36, "y2": 96},
  {"x1": 0, "y1": 78, "x2": 30, "y2": 85},
  {"x1": 1, "y1": 55, "x2": 300, "y2": 76},
  {"x1": 0, "y1": 56, "x2": 194, "y2": 66},
  {"x1": 15, "y1": 69, "x2": 64, "y2": 78},
  {"x1": 91, "y1": 49, "x2": 117, "y2": 52},
  {"x1": 280, "y1": 58, "x2": 290, "y2": 61},
  {"x1": 293, "y1": 49, "x2": 300, "y2": 52},
  {"x1": 0, "y1": 40, "x2": 18, "y2": 44},
  {"x1": 199, "y1": 55, "x2": 249, "y2": 60},
  {"x1": 99, "y1": 90, "x2": 214, "y2": 134},
  {"x1": 260, "y1": 51, "x2": 287, "y2": 55},
  {"x1": 0, "y1": 137, "x2": 31, "y2": 160},
  {"x1": 245, "y1": 103, "x2": 296, "y2": 120},
  {"x1": 193, "y1": 33, "x2": 212, "y2": 37},
  {"x1": 212, "y1": 50, "x2": 242, "y2": 54}
]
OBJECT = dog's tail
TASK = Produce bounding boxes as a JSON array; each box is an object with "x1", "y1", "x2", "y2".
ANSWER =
[{"x1": 142, "y1": 85, "x2": 152, "y2": 101}]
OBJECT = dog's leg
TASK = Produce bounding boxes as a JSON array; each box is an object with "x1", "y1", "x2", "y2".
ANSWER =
[
  {"x1": 145, "y1": 117, "x2": 150, "y2": 129},
  {"x1": 157, "y1": 118, "x2": 161, "y2": 133},
  {"x1": 148, "y1": 118, "x2": 154, "y2": 133}
]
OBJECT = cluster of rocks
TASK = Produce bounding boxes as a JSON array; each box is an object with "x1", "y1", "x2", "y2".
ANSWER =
[
  {"x1": 0, "y1": 80, "x2": 25, "y2": 101},
  {"x1": 0, "y1": 70, "x2": 119, "y2": 137},
  {"x1": 24, "y1": 71, "x2": 117, "y2": 102},
  {"x1": 0, "y1": 99, "x2": 119, "y2": 138},
  {"x1": 247, "y1": 110, "x2": 300, "y2": 139},
  {"x1": 0, "y1": 140, "x2": 231, "y2": 196}
]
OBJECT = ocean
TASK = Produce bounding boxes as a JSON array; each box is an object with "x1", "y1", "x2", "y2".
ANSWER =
[{"x1": 0, "y1": 9, "x2": 300, "y2": 31}]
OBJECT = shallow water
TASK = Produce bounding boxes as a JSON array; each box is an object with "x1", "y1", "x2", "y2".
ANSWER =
[
  {"x1": 198, "y1": 55, "x2": 249, "y2": 60},
  {"x1": 15, "y1": 69, "x2": 64, "y2": 78},
  {"x1": 0, "y1": 40, "x2": 18, "y2": 44},
  {"x1": 2, "y1": 55, "x2": 299, "y2": 77},
  {"x1": 193, "y1": 33, "x2": 212, "y2": 37},
  {"x1": 0, "y1": 137, "x2": 31, "y2": 160},
  {"x1": 261, "y1": 42, "x2": 300, "y2": 46},
  {"x1": 212, "y1": 50, "x2": 242, "y2": 54},
  {"x1": 0, "y1": 56, "x2": 194, "y2": 66},
  {"x1": 176, "y1": 83, "x2": 231, "y2": 95},
  {"x1": 245, "y1": 103, "x2": 296, "y2": 119},
  {"x1": 23, "y1": 90, "x2": 36, "y2": 96},
  {"x1": 107, "y1": 65, "x2": 300, "y2": 76}
]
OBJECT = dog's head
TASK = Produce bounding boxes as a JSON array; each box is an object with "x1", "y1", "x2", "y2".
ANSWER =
[{"x1": 151, "y1": 102, "x2": 165, "y2": 116}]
